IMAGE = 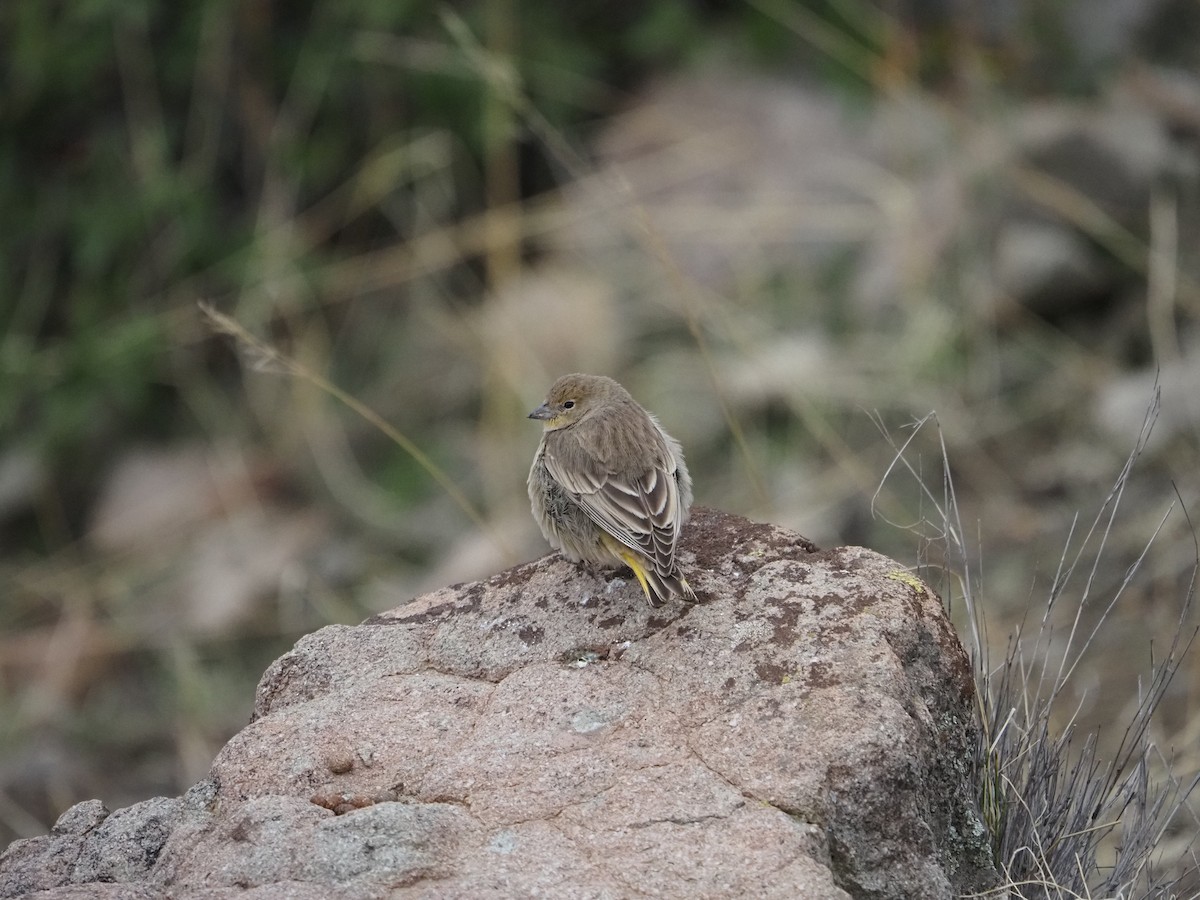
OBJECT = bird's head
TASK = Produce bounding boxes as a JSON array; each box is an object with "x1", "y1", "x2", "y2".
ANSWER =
[{"x1": 528, "y1": 373, "x2": 621, "y2": 431}]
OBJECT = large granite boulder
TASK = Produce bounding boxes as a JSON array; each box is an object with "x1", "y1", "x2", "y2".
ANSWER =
[{"x1": 0, "y1": 508, "x2": 996, "y2": 899}]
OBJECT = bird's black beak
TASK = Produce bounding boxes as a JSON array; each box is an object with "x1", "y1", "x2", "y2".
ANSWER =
[{"x1": 528, "y1": 402, "x2": 553, "y2": 421}]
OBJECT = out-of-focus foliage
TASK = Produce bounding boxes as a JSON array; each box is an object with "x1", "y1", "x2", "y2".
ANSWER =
[
  {"x1": 0, "y1": 0, "x2": 723, "y2": 492},
  {"x1": 4, "y1": 0, "x2": 1180, "y2": 499}
]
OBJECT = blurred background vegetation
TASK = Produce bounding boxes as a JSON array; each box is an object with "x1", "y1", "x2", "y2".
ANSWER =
[{"x1": 3, "y1": 0, "x2": 1199, "y2": 876}]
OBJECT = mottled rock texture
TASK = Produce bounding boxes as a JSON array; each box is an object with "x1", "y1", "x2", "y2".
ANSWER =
[{"x1": 0, "y1": 508, "x2": 996, "y2": 899}]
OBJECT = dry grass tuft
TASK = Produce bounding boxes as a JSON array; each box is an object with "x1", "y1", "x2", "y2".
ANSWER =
[{"x1": 877, "y1": 397, "x2": 1200, "y2": 897}]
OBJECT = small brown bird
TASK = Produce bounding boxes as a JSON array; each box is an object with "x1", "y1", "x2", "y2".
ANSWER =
[{"x1": 527, "y1": 373, "x2": 695, "y2": 606}]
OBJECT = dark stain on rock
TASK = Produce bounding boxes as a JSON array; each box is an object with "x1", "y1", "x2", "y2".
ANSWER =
[
  {"x1": 488, "y1": 558, "x2": 544, "y2": 591},
  {"x1": 684, "y1": 507, "x2": 819, "y2": 576},
  {"x1": 834, "y1": 589, "x2": 876, "y2": 618},
  {"x1": 755, "y1": 662, "x2": 791, "y2": 684},
  {"x1": 229, "y1": 817, "x2": 253, "y2": 842},
  {"x1": 767, "y1": 600, "x2": 804, "y2": 646},
  {"x1": 889, "y1": 616, "x2": 975, "y2": 707},
  {"x1": 815, "y1": 620, "x2": 852, "y2": 649},
  {"x1": 598, "y1": 615, "x2": 626, "y2": 629},
  {"x1": 888, "y1": 581, "x2": 974, "y2": 704},
  {"x1": 805, "y1": 660, "x2": 837, "y2": 689},
  {"x1": 805, "y1": 547, "x2": 844, "y2": 566},
  {"x1": 672, "y1": 601, "x2": 704, "y2": 627},
  {"x1": 763, "y1": 561, "x2": 812, "y2": 585},
  {"x1": 731, "y1": 605, "x2": 754, "y2": 624},
  {"x1": 945, "y1": 640, "x2": 975, "y2": 704},
  {"x1": 368, "y1": 595, "x2": 475, "y2": 627},
  {"x1": 891, "y1": 584, "x2": 926, "y2": 624},
  {"x1": 518, "y1": 623, "x2": 544, "y2": 645},
  {"x1": 364, "y1": 581, "x2": 491, "y2": 627},
  {"x1": 361, "y1": 612, "x2": 396, "y2": 626}
]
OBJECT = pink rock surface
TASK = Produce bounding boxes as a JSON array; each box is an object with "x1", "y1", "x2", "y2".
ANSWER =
[{"x1": 1, "y1": 508, "x2": 996, "y2": 899}]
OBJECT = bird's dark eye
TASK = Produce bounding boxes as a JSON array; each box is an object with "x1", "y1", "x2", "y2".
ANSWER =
[{"x1": 563, "y1": 400, "x2": 576, "y2": 409}]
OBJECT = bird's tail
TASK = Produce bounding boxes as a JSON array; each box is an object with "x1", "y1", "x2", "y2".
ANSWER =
[
  {"x1": 642, "y1": 567, "x2": 697, "y2": 607},
  {"x1": 611, "y1": 544, "x2": 697, "y2": 607}
]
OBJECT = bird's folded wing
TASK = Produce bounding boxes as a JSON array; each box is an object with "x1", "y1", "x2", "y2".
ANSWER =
[{"x1": 544, "y1": 439, "x2": 680, "y2": 575}]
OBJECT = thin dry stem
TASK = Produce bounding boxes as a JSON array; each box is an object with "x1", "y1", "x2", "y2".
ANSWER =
[{"x1": 198, "y1": 302, "x2": 512, "y2": 559}]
